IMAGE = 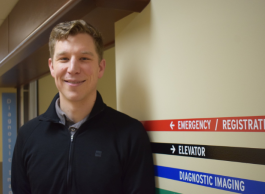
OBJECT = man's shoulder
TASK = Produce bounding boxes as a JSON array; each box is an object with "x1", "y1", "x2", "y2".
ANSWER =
[
  {"x1": 103, "y1": 106, "x2": 151, "y2": 153},
  {"x1": 18, "y1": 115, "x2": 42, "y2": 137}
]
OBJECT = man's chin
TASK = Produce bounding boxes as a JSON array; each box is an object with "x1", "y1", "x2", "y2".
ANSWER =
[
  {"x1": 60, "y1": 92, "x2": 83, "y2": 102},
  {"x1": 59, "y1": 90, "x2": 96, "y2": 103},
  {"x1": 67, "y1": 95, "x2": 84, "y2": 102}
]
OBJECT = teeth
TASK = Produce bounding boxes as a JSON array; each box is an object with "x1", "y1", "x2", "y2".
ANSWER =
[{"x1": 65, "y1": 80, "x2": 85, "y2": 83}]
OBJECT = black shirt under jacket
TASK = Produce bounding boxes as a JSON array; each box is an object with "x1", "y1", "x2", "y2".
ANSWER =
[{"x1": 11, "y1": 92, "x2": 155, "y2": 194}]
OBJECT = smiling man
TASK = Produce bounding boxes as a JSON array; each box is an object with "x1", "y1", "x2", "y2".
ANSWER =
[{"x1": 11, "y1": 20, "x2": 155, "y2": 194}]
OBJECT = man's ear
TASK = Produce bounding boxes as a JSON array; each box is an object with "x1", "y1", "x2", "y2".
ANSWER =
[
  {"x1": 48, "y1": 58, "x2": 55, "y2": 78},
  {"x1": 98, "y1": 59, "x2": 106, "y2": 79}
]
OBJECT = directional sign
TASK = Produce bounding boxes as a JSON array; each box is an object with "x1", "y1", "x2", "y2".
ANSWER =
[
  {"x1": 155, "y1": 166, "x2": 265, "y2": 194},
  {"x1": 143, "y1": 116, "x2": 265, "y2": 132},
  {"x1": 151, "y1": 143, "x2": 265, "y2": 165},
  {"x1": 2, "y1": 93, "x2": 17, "y2": 194}
]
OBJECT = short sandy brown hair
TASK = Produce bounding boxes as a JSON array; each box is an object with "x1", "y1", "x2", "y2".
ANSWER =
[{"x1": 49, "y1": 20, "x2": 103, "y2": 61}]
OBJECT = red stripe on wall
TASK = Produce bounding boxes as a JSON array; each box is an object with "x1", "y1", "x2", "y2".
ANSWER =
[{"x1": 142, "y1": 116, "x2": 265, "y2": 132}]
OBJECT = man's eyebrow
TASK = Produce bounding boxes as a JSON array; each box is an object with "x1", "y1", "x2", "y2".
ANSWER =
[
  {"x1": 81, "y1": 51, "x2": 94, "y2": 56},
  {"x1": 55, "y1": 51, "x2": 95, "y2": 57},
  {"x1": 55, "y1": 51, "x2": 67, "y2": 57}
]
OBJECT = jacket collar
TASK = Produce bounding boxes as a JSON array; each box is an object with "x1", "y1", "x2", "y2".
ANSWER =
[{"x1": 39, "y1": 91, "x2": 106, "y2": 123}]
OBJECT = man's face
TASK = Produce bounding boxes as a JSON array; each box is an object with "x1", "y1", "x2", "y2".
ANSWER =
[{"x1": 48, "y1": 33, "x2": 105, "y2": 104}]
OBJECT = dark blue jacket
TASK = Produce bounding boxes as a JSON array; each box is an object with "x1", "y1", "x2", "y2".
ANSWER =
[{"x1": 12, "y1": 92, "x2": 155, "y2": 194}]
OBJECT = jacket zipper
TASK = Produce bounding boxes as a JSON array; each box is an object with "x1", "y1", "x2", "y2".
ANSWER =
[
  {"x1": 65, "y1": 107, "x2": 104, "y2": 193},
  {"x1": 67, "y1": 133, "x2": 74, "y2": 194}
]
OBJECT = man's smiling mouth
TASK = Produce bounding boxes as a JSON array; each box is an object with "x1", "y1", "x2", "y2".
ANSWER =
[{"x1": 64, "y1": 80, "x2": 86, "y2": 84}]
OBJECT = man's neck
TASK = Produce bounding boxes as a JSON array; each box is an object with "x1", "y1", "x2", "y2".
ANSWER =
[{"x1": 59, "y1": 92, "x2": 96, "y2": 123}]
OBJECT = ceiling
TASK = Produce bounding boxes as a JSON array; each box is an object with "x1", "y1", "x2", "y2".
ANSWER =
[{"x1": 0, "y1": 0, "x2": 19, "y2": 27}]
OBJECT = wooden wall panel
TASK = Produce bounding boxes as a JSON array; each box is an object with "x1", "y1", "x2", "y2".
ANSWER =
[
  {"x1": 0, "y1": 44, "x2": 50, "y2": 87},
  {"x1": 0, "y1": 19, "x2": 8, "y2": 62},
  {"x1": 97, "y1": 0, "x2": 150, "y2": 12},
  {"x1": 8, "y1": 0, "x2": 68, "y2": 52},
  {"x1": 82, "y1": 7, "x2": 133, "y2": 47}
]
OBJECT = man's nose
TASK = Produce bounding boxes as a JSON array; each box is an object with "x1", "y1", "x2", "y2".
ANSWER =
[{"x1": 67, "y1": 58, "x2": 80, "y2": 74}]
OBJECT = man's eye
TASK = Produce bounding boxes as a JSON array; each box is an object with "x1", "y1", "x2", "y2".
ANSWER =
[
  {"x1": 59, "y1": 58, "x2": 69, "y2": 61},
  {"x1": 81, "y1": 57, "x2": 90, "y2": 61}
]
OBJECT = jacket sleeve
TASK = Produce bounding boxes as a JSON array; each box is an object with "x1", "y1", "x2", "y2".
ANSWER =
[
  {"x1": 121, "y1": 121, "x2": 156, "y2": 194},
  {"x1": 11, "y1": 129, "x2": 31, "y2": 194}
]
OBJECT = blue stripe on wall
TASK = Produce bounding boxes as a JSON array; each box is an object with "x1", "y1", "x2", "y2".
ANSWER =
[{"x1": 155, "y1": 165, "x2": 265, "y2": 194}]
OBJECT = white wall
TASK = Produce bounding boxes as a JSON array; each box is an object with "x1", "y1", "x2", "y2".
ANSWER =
[
  {"x1": 116, "y1": 0, "x2": 265, "y2": 120},
  {"x1": 38, "y1": 74, "x2": 58, "y2": 115},
  {"x1": 115, "y1": 0, "x2": 265, "y2": 193}
]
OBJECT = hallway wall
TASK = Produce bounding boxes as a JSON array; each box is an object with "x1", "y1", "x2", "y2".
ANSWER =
[{"x1": 115, "y1": 0, "x2": 265, "y2": 193}]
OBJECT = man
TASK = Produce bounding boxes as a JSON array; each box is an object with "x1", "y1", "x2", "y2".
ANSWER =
[{"x1": 11, "y1": 20, "x2": 155, "y2": 194}]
